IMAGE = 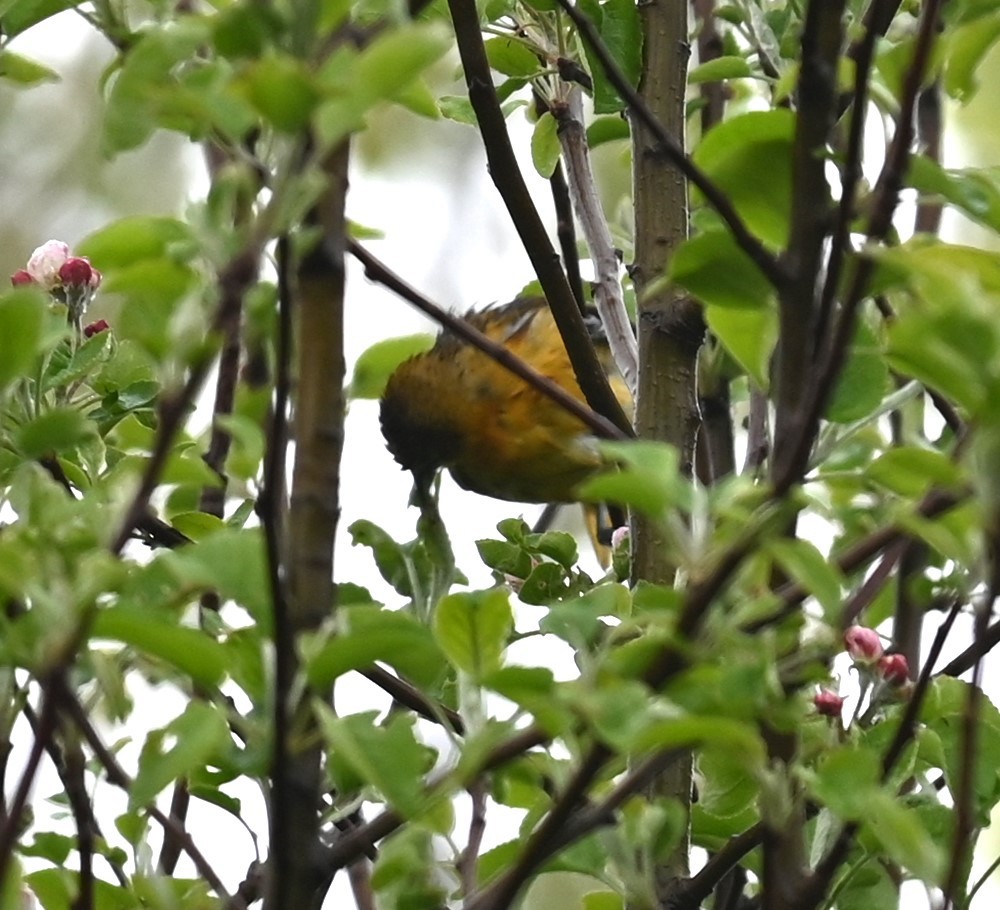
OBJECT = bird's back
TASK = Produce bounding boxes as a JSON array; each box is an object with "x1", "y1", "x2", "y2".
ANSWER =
[{"x1": 380, "y1": 297, "x2": 630, "y2": 503}]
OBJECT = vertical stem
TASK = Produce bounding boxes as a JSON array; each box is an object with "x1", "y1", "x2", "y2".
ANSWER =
[
  {"x1": 629, "y1": 0, "x2": 702, "y2": 900},
  {"x1": 267, "y1": 140, "x2": 349, "y2": 910}
]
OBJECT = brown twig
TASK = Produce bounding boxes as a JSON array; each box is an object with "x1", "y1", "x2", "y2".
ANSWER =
[
  {"x1": 555, "y1": 0, "x2": 785, "y2": 291},
  {"x1": 360, "y1": 666, "x2": 464, "y2": 734},
  {"x1": 774, "y1": 0, "x2": 944, "y2": 495},
  {"x1": 349, "y1": 238, "x2": 630, "y2": 442},
  {"x1": 61, "y1": 686, "x2": 236, "y2": 903},
  {"x1": 770, "y1": 0, "x2": 846, "y2": 490},
  {"x1": 0, "y1": 677, "x2": 60, "y2": 885},
  {"x1": 447, "y1": 0, "x2": 631, "y2": 436}
]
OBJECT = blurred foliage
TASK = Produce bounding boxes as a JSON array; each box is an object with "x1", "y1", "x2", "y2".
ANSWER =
[{"x1": 1, "y1": 1, "x2": 1000, "y2": 910}]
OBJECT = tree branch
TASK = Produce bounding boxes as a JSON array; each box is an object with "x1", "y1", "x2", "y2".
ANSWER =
[
  {"x1": 349, "y1": 239, "x2": 630, "y2": 442},
  {"x1": 447, "y1": 0, "x2": 632, "y2": 436},
  {"x1": 553, "y1": 87, "x2": 638, "y2": 390},
  {"x1": 556, "y1": 0, "x2": 785, "y2": 290}
]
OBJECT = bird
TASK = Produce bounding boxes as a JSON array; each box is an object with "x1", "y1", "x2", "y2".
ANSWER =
[{"x1": 380, "y1": 296, "x2": 631, "y2": 506}]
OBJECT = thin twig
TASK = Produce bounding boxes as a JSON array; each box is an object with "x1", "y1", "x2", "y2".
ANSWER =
[
  {"x1": 459, "y1": 782, "x2": 488, "y2": 897},
  {"x1": 448, "y1": 0, "x2": 631, "y2": 435},
  {"x1": 360, "y1": 666, "x2": 464, "y2": 734},
  {"x1": 554, "y1": 88, "x2": 638, "y2": 389},
  {"x1": 62, "y1": 687, "x2": 236, "y2": 903},
  {"x1": 555, "y1": 0, "x2": 785, "y2": 290},
  {"x1": 774, "y1": 0, "x2": 944, "y2": 495},
  {"x1": 814, "y1": 0, "x2": 881, "y2": 357},
  {"x1": 941, "y1": 581, "x2": 991, "y2": 908},
  {"x1": 323, "y1": 724, "x2": 549, "y2": 871},
  {"x1": 349, "y1": 239, "x2": 630, "y2": 442},
  {"x1": 0, "y1": 678, "x2": 60, "y2": 884}
]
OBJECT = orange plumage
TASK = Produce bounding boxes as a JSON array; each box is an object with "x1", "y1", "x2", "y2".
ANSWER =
[{"x1": 380, "y1": 297, "x2": 630, "y2": 504}]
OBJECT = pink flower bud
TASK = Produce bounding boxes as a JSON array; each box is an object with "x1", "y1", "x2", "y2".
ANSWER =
[
  {"x1": 10, "y1": 269, "x2": 34, "y2": 286},
  {"x1": 58, "y1": 257, "x2": 95, "y2": 288},
  {"x1": 611, "y1": 526, "x2": 630, "y2": 550},
  {"x1": 26, "y1": 240, "x2": 70, "y2": 289},
  {"x1": 83, "y1": 319, "x2": 110, "y2": 338},
  {"x1": 878, "y1": 653, "x2": 909, "y2": 686},
  {"x1": 814, "y1": 688, "x2": 845, "y2": 717},
  {"x1": 844, "y1": 626, "x2": 883, "y2": 664},
  {"x1": 88, "y1": 267, "x2": 102, "y2": 290}
]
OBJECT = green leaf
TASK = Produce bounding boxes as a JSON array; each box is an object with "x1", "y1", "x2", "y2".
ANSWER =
[
  {"x1": 20, "y1": 832, "x2": 73, "y2": 864},
  {"x1": 316, "y1": 22, "x2": 451, "y2": 148},
  {"x1": 438, "y1": 94, "x2": 477, "y2": 125},
  {"x1": 15, "y1": 408, "x2": 95, "y2": 459},
  {"x1": 349, "y1": 518, "x2": 425, "y2": 599},
  {"x1": 834, "y1": 862, "x2": 898, "y2": 910},
  {"x1": 809, "y1": 743, "x2": 881, "y2": 818},
  {"x1": 863, "y1": 793, "x2": 945, "y2": 882},
  {"x1": 697, "y1": 747, "x2": 760, "y2": 818},
  {"x1": 669, "y1": 229, "x2": 777, "y2": 310},
  {"x1": 212, "y1": 2, "x2": 285, "y2": 59},
  {"x1": 131, "y1": 702, "x2": 231, "y2": 808},
  {"x1": 583, "y1": 891, "x2": 623, "y2": 910},
  {"x1": 692, "y1": 109, "x2": 795, "y2": 248},
  {"x1": 163, "y1": 528, "x2": 271, "y2": 629},
  {"x1": 352, "y1": 21, "x2": 451, "y2": 104},
  {"x1": 519, "y1": 561, "x2": 572, "y2": 606},
  {"x1": 923, "y1": 677, "x2": 1000, "y2": 825},
  {"x1": 531, "y1": 111, "x2": 561, "y2": 179},
  {"x1": 688, "y1": 55, "x2": 753, "y2": 84},
  {"x1": 92, "y1": 605, "x2": 227, "y2": 689},
  {"x1": 941, "y1": 10, "x2": 1000, "y2": 103},
  {"x1": 348, "y1": 333, "x2": 435, "y2": 400},
  {"x1": 102, "y1": 21, "x2": 211, "y2": 153},
  {"x1": 868, "y1": 447, "x2": 964, "y2": 497},
  {"x1": 77, "y1": 216, "x2": 196, "y2": 268},
  {"x1": 167, "y1": 511, "x2": 227, "y2": 541},
  {"x1": 586, "y1": 115, "x2": 630, "y2": 147},
  {"x1": 240, "y1": 53, "x2": 321, "y2": 133},
  {"x1": 533, "y1": 530, "x2": 579, "y2": 568},
  {"x1": 826, "y1": 318, "x2": 890, "y2": 424},
  {"x1": 476, "y1": 538, "x2": 534, "y2": 579},
  {"x1": 317, "y1": 707, "x2": 433, "y2": 817},
  {"x1": 704, "y1": 304, "x2": 776, "y2": 389},
  {"x1": 484, "y1": 36, "x2": 541, "y2": 78},
  {"x1": 0, "y1": 288, "x2": 46, "y2": 391},
  {"x1": 578, "y1": 440, "x2": 687, "y2": 517},
  {"x1": 307, "y1": 605, "x2": 445, "y2": 689},
  {"x1": 0, "y1": 0, "x2": 77, "y2": 38},
  {"x1": 25, "y1": 869, "x2": 135, "y2": 910},
  {"x1": 432, "y1": 589, "x2": 512, "y2": 679},
  {"x1": 539, "y1": 582, "x2": 627, "y2": 645},
  {"x1": 578, "y1": 0, "x2": 643, "y2": 114},
  {"x1": 44, "y1": 330, "x2": 112, "y2": 393},
  {"x1": 0, "y1": 49, "x2": 59, "y2": 84},
  {"x1": 907, "y1": 156, "x2": 1000, "y2": 234},
  {"x1": 766, "y1": 539, "x2": 844, "y2": 620}
]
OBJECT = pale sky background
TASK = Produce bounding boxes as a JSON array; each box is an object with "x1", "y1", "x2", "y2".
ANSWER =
[{"x1": 4, "y1": 8, "x2": 1000, "y2": 908}]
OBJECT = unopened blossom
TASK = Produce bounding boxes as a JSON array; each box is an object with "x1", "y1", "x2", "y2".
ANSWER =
[
  {"x1": 814, "y1": 688, "x2": 845, "y2": 717},
  {"x1": 10, "y1": 269, "x2": 34, "y2": 286},
  {"x1": 83, "y1": 319, "x2": 110, "y2": 338},
  {"x1": 878, "y1": 653, "x2": 910, "y2": 686},
  {"x1": 26, "y1": 240, "x2": 70, "y2": 289},
  {"x1": 844, "y1": 626, "x2": 884, "y2": 665},
  {"x1": 59, "y1": 257, "x2": 101, "y2": 290}
]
